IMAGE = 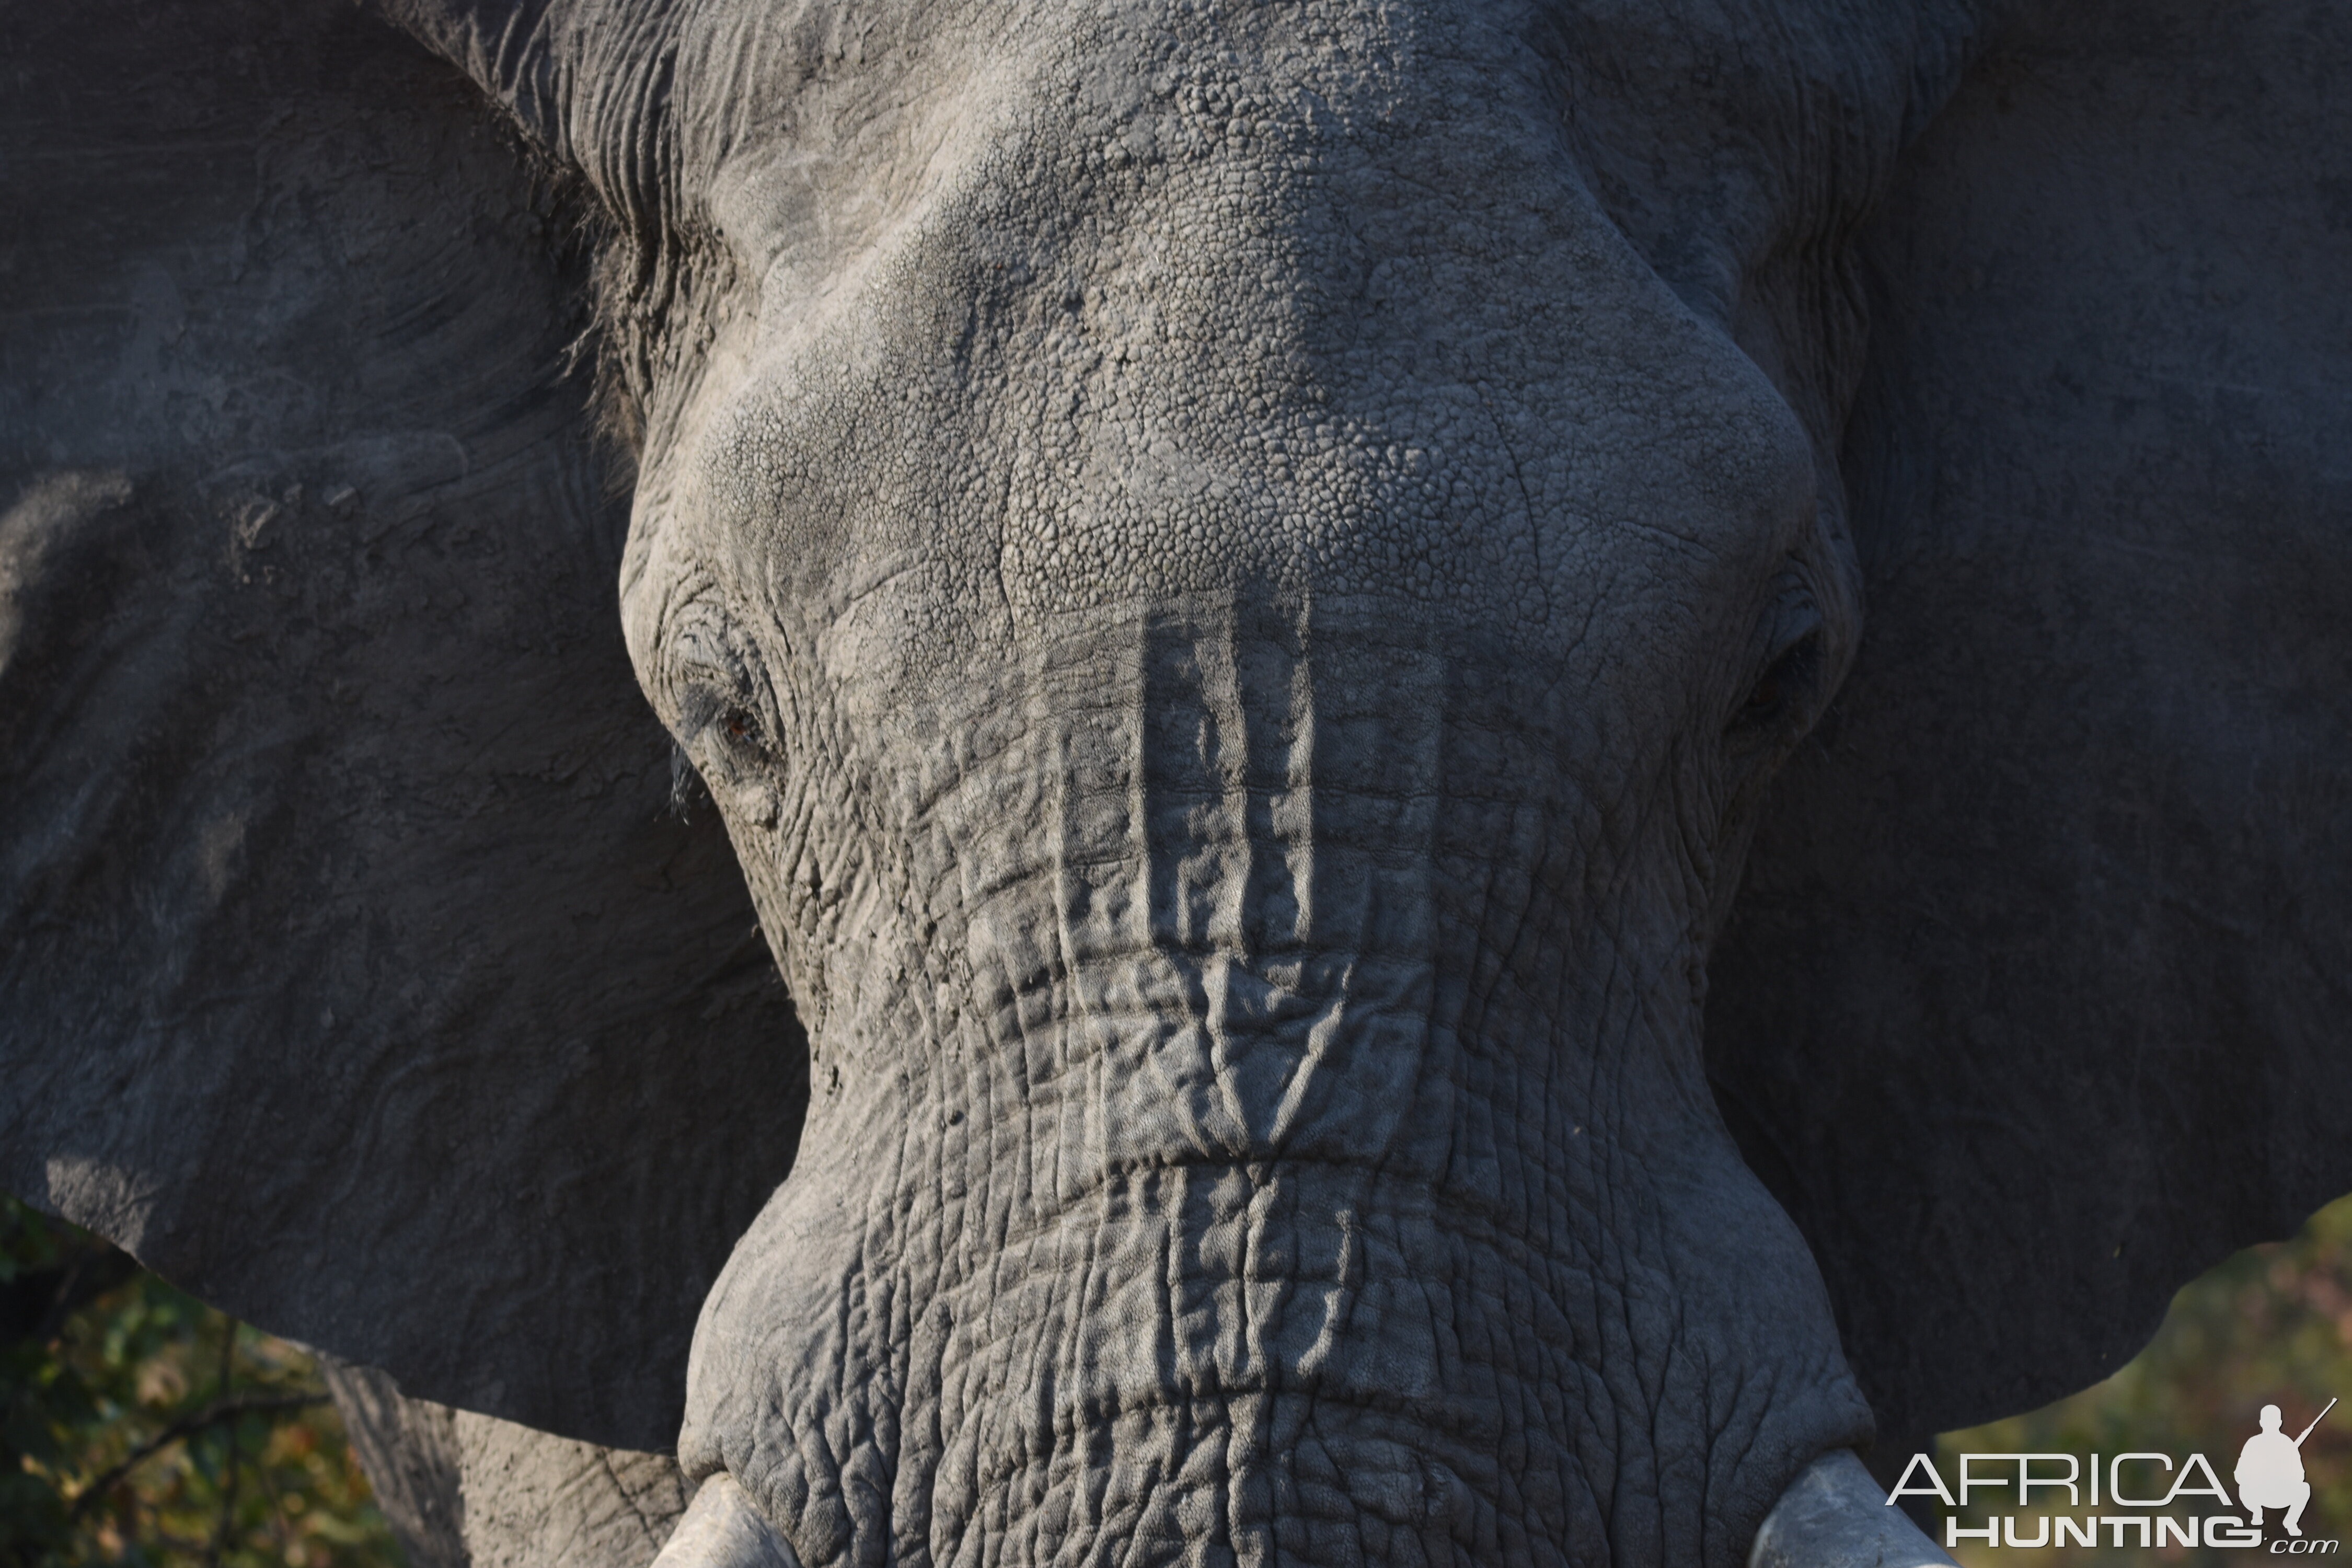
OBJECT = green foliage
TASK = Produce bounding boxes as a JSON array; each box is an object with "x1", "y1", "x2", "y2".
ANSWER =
[
  {"x1": 1938, "y1": 1193, "x2": 2352, "y2": 1565},
  {"x1": 0, "y1": 1196, "x2": 401, "y2": 1567}
]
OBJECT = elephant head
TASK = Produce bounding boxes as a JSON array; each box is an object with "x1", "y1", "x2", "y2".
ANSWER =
[{"x1": 6, "y1": 1, "x2": 2347, "y2": 1565}]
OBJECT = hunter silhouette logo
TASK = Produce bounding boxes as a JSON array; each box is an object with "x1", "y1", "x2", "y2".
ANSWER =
[
  {"x1": 1887, "y1": 1398, "x2": 2340, "y2": 1552},
  {"x1": 2241, "y1": 1400, "x2": 2335, "y2": 1537}
]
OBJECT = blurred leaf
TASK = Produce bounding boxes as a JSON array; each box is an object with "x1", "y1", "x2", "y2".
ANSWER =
[{"x1": 0, "y1": 1195, "x2": 402, "y2": 1567}]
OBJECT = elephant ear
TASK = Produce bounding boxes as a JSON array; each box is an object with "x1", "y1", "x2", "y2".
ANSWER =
[
  {"x1": 1707, "y1": 0, "x2": 2352, "y2": 1446},
  {"x1": 0, "y1": 0, "x2": 806, "y2": 1449}
]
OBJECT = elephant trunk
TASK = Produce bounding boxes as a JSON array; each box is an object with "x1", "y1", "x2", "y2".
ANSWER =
[
  {"x1": 653, "y1": 1455, "x2": 1958, "y2": 1568},
  {"x1": 675, "y1": 608, "x2": 1880, "y2": 1568}
]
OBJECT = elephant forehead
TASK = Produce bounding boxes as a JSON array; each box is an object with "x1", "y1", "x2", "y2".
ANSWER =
[{"x1": 639, "y1": 5, "x2": 1816, "y2": 682}]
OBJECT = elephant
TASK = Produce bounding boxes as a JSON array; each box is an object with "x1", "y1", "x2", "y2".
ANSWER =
[{"x1": 4, "y1": 0, "x2": 2347, "y2": 1564}]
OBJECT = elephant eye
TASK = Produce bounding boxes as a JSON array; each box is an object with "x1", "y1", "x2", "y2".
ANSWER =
[
  {"x1": 674, "y1": 680, "x2": 767, "y2": 756},
  {"x1": 707, "y1": 700, "x2": 772, "y2": 755},
  {"x1": 1734, "y1": 631, "x2": 1820, "y2": 731}
]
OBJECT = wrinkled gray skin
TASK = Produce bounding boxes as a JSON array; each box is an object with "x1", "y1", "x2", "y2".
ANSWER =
[
  {"x1": 636, "y1": 7, "x2": 1857, "y2": 1565},
  {"x1": 524, "y1": 3, "x2": 1892, "y2": 1562},
  {"x1": 7, "y1": 0, "x2": 2349, "y2": 1565}
]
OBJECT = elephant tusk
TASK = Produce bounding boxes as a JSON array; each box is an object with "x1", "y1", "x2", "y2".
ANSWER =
[
  {"x1": 1749, "y1": 1450, "x2": 1957, "y2": 1568},
  {"x1": 652, "y1": 1472, "x2": 801, "y2": 1568}
]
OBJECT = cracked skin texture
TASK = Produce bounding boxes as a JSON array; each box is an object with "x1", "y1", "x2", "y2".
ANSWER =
[
  {"x1": 15, "y1": 0, "x2": 2352, "y2": 1559},
  {"x1": 483, "y1": 1, "x2": 1966, "y2": 1564},
  {"x1": 18, "y1": 0, "x2": 2352, "y2": 1560},
  {"x1": 1, "y1": 0, "x2": 1967, "y2": 1560}
]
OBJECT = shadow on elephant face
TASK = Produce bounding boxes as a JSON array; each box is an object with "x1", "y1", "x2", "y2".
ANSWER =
[{"x1": 4, "y1": 1, "x2": 2348, "y2": 1566}]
